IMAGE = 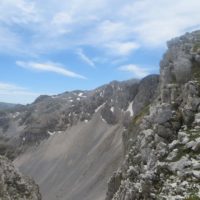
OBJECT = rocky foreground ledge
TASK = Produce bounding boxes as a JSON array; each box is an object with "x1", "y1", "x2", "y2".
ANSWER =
[
  {"x1": 105, "y1": 31, "x2": 200, "y2": 200},
  {"x1": 0, "y1": 156, "x2": 41, "y2": 200}
]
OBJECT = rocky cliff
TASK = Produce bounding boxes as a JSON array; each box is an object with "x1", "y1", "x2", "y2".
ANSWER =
[
  {"x1": 105, "y1": 31, "x2": 200, "y2": 200},
  {"x1": 0, "y1": 156, "x2": 41, "y2": 200}
]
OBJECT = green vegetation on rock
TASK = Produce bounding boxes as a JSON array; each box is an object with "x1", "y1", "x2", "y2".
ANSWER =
[
  {"x1": 184, "y1": 194, "x2": 200, "y2": 200},
  {"x1": 132, "y1": 105, "x2": 149, "y2": 125}
]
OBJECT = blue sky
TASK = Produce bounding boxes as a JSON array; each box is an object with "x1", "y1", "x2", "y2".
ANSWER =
[{"x1": 1, "y1": 0, "x2": 200, "y2": 104}]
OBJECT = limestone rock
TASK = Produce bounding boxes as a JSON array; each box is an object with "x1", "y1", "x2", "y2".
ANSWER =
[
  {"x1": 105, "y1": 30, "x2": 200, "y2": 200},
  {"x1": 155, "y1": 124, "x2": 174, "y2": 140},
  {"x1": 132, "y1": 75, "x2": 159, "y2": 116},
  {"x1": 0, "y1": 156, "x2": 41, "y2": 200}
]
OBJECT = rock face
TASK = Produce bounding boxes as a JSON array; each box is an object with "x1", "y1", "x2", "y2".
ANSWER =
[
  {"x1": 0, "y1": 156, "x2": 41, "y2": 200},
  {"x1": 132, "y1": 75, "x2": 159, "y2": 116},
  {"x1": 105, "y1": 31, "x2": 200, "y2": 200}
]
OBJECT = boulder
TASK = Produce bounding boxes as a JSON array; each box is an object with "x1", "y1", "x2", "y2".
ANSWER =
[{"x1": 155, "y1": 125, "x2": 175, "y2": 141}]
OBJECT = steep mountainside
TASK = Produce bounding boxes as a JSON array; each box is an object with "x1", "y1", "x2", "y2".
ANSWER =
[
  {"x1": 0, "y1": 76, "x2": 159, "y2": 200},
  {"x1": 0, "y1": 77, "x2": 159, "y2": 150},
  {"x1": 0, "y1": 155, "x2": 41, "y2": 200},
  {"x1": 105, "y1": 31, "x2": 200, "y2": 200}
]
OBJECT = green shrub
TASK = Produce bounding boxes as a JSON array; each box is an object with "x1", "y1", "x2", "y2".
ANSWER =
[
  {"x1": 184, "y1": 194, "x2": 200, "y2": 200},
  {"x1": 132, "y1": 105, "x2": 150, "y2": 125},
  {"x1": 192, "y1": 42, "x2": 200, "y2": 52},
  {"x1": 192, "y1": 59, "x2": 200, "y2": 83}
]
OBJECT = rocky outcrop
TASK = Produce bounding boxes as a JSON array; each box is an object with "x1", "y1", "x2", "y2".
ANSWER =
[
  {"x1": 0, "y1": 111, "x2": 10, "y2": 133},
  {"x1": 105, "y1": 31, "x2": 200, "y2": 200},
  {"x1": 132, "y1": 75, "x2": 159, "y2": 117},
  {"x1": 0, "y1": 156, "x2": 41, "y2": 200}
]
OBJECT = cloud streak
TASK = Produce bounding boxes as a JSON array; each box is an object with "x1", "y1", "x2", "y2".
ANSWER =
[
  {"x1": 0, "y1": 82, "x2": 40, "y2": 104},
  {"x1": 105, "y1": 42, "x2": 140, "y2": 56},
  {"x1": 120, "y1": 0, "x2": 200, "y2": 47},
  {"x1": 76, "y1": 49, "x2": 95, "y2": 68},
  {"x1": 118, "y1": 64, "x2": 149, "y2": 78},
  {"x1": 1, "y1": 0, "x2": 200, "y2": 57},
  {"x1": 16, "y1": 61, "x2": 86, "y2": 79}
]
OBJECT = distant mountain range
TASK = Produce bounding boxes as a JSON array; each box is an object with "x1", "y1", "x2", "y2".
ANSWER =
[
  {"x1": 0, "y1": 102, "x2": 18, "y2": 111},
  {"x1": 0, "y1": 75, "x2": 159, "y2": 200}
]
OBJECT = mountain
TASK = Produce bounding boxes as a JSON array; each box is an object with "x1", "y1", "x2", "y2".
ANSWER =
[
  {"x1": 0, "y1": 102, "x2": 18, "y2": 111},
  {"x1": 1, "y1": 30, "x2": 200, "y2": 200},
  {"x1": 0, "y1": 76, "x2": 159, "y2": 200},
  {"x1": 105, "y1": 30, "x2": 200, "y2": 199}
]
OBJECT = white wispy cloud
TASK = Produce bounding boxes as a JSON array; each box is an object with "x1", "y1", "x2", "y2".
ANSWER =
[
  {"x1": 52, "y1": 12, "x2": 73, "y2": 26},
  {"x1": 85, "y1": 20, "x2": 137, "y2": 56},
  {"x1": 16, "y1": 61, "x2": 86, "y2": 79},
  {"x1": 120, "y1": 0, "x2": 200, "y2": 47},
  {"x1": 0, "y1": 82, "x2": 40, "y2": 104},
  {"x1": 0, "y1": 82, "x2": 24, "y2": 91},
  {"x1": 105, "y1": 42, "x2": 140, "y2": 56},
  {"x1": 1, "y1": 0, "x2": 200, "y2": 57},
  {"x1": 0, "y1": 0, "x2": 38, "y2": 25},
  {"x1": 118, "y1": 64, "x2": 149, "y2": 78},
  {"x1": 76, "y1": 49, "x2": 95, "y2": 68}
]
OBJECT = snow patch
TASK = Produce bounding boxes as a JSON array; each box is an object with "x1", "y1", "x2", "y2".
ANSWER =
[
  {"x1": 100, "y1": 91, "x2": 104, "y2": 97},
  {"x1": 101, "y1": 116, "x2": 106, "y2": 123},
  {"x1": 48, "y1": 130, "x2": 62, "y2": 136},
  {"x1": 78, "y1": 92, "x2": 83, "y2": 97},
  {"x1": 95, "y1": 103, "x2": 106, "y2": 113},
  {"x1": 48, "y1": 131, "x2": 56, "y2": 136},
  {"x1": 126, "y1": 101, "x2": 134, "y2": 117},
  {"x1": 12, "y1": 112, "x2": 20, "y2": 119}
]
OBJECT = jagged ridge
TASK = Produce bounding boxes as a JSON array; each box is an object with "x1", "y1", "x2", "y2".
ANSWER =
[
  {"x1": 105, "y1": 30, "x2": 200, "y2": 200},
  {"x1": 0, "y1": 76, "x2": 159, "y2": 151}
]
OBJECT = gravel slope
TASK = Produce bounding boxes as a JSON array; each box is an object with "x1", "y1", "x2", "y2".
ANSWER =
[{"x1": 15, "y1": 112, "x2": 123, "y2": 200}]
